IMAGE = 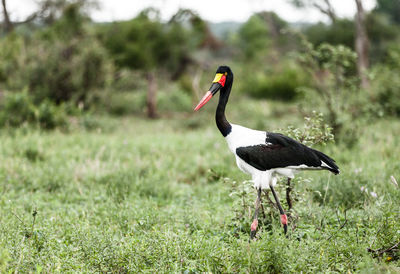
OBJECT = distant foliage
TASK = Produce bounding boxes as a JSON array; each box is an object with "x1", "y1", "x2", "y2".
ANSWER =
[
  {"x1": 372, "y1": 48, "x2": 400, "y2": 117},
  {"x1": 98, "y1": 10, "x2": 193, "y2": 78},
  {"x1": 237, "y1": 15, "x2": 271, "y2": 61},
  {"x1": 0, "y1": 34, "x2": 24, "y2": 84},
  {"x1": 236, "y1": 12, "x2": 292, "y2": 61},
  {"x1": 242, "y1": 64, "x2": 308, "y2": 100},
  {"x1": 234, "y1": 12, "x2": 307, "y2": 101},
  {"x1": 366, "y1": 12, "x2": 400, "y2": 63},
  {"x1": 8, "y1": 38, "x2": 112, "y2": 104},
  {"x1": 157, "y1": 88, "x2": 192, "y2": 112},
  {"x1": 304, "y1": 19, "x2": 355, "y2": 49},
  {"x1": 374, "y1": 0, "x2": 400, "y2": 25},
  {"x1": 0, "y1": 90, "x2": 36, "y2": 127},
  {"x1": 303, "y1": 13, "x2": 400, "y2": 64},
  {"x1": 0, "y1": 91, "x2": 67, "y2": 129},
  {"x1": 1, "y1": 3, "x2": 113, "y2": 106},
  {"x1": 297, "y1": 41, "x2": 365, "y2": 145}
]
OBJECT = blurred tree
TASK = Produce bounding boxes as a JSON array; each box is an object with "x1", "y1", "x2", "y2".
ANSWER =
[
  {"x1": 304, "y1": 13, "x2": 399, "y2": 64},
  {"x1": 235, "y1": 12, "x2": 306, "y2": 100},
  {"x1": 1, "y1": 0, "x2": 12, "y2": 33},
  {"x1": 304, "y1": 20, "x2": 354, "y2": 48},
  {"x1": 289, "y1": 0, "x2": 336, "y2": 23},
  {"x1": 1, "y1": 0, "x2": 96, "y2": 34},
  {"x1": 35, "y1": 0, "x2": 97, "y2": 25},
  {"x1": 237, "y1": 14, "x2": 270, "y2": 61},
  {"x1": 366, "y1": 12, "x2": 400, "y2": 63},
  {"x1": 297, "y1": 41, "x2": 362, "y2": 145},
  {"x1": 354, "y1": 0, "x2": 369, "y2": 89},
  {"x1": 373, "y1": 47, "x2": 400, "y2": 116},
  {"x1": 100, "y1": 9, "x2": 196, "y2": 118},
  {"x1": 167, "y1": 8, "x2": 223, "y2": 82},
  {"x1": 256, "y1": 11, "x2": 294, "y2": 54},
  {"x1": 374, "y1": 0, "x2": 400, "y2": 25},
  {"x1": 290, "y1": 0, "x2": 370, "y2": 89},
  {"x1": 1, "y1": 1, "x2": 112, "y2": 105},
  {"x1": 100, "y1": 8, "x2": 217, "y2": 118},
  {"x1": 169, "y1": 9, "x2": 222, "y2": 51}
]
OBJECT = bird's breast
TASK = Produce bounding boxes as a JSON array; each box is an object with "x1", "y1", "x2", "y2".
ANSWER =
[{"x1": 225, "y1": 124, "x2": 266, "y2": 153}]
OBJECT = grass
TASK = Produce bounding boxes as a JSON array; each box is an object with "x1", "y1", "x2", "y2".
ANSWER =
[{"x1": 0, "y1": 98, "x2": 399, "y2": 272}]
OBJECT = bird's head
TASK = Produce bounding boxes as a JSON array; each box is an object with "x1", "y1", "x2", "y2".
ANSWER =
[{"x1": 194, "y1": 66, "x2": 233, "y2": 111}]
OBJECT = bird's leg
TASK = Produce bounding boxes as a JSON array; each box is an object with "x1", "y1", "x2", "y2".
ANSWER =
[
  {"x1": 264, "y1": 190, "x2": 278, "y2": 210},
  {"x1": 270, "y1": 185, "x2": 288, "y2": 234},
  {"x1": 260, "y1": 200, "x2": 266, "y2": 220},
  {"x1": 250, "y1": 188, "x2": 262, "y2": 240},
  {"x1": 286, "y1": 178, "x2": 293, "y2": 213}
]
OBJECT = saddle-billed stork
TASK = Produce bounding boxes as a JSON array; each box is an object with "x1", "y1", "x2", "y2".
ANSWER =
[{"x1": 194, "y1": 66, "x2": 339, "y2": 239}]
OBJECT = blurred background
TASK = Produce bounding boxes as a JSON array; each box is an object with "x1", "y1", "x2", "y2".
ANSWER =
[
  {"x1": 1, "y1": 0, "x2": 399, "y2": 139},
  {"x1": 1, "y1": 1, "x2": 400, "y2": 272}
]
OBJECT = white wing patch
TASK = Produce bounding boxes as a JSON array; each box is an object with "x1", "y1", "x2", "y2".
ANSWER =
[
  {"x1": 225, "y1": 124, "x2": 266, "y2": 153},
  {"x1": 321, "y1": 161, "x2": 331, "y2": 169}
]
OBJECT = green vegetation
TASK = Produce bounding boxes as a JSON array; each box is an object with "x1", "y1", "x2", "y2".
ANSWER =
[
  {"x1": 0, "y1": 100, "x2": 399, "y2": 272},
  {"x1": 1, "y1": 0, "x2": 400, "y2": 272}
]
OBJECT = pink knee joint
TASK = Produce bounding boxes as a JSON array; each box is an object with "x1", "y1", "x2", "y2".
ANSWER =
[
  {"x1": 280, "y1": 214, "x2": 288, "y2": 225},
  {"x1": 251, "y1": 219, "x2": 258, "y2": 231}
]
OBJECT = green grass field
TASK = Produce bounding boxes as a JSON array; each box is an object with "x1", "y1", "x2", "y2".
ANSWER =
[{"x1": 1, "y1": 99, "x2": 399, "y2": 273}]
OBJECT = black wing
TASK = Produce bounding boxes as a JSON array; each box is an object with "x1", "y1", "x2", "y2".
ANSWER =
[{"x1": 236, "y1": 132, "x2": 339, "y2": 174}]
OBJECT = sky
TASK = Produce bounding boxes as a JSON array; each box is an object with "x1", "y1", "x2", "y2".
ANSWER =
[{"x1": 8, "y1": 0, "x2": 377, "y2": 24}]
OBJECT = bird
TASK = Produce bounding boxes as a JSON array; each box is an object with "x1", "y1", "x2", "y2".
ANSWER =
[{"x1": 194, "y1": 65, "x2": 339, "y2": 239}]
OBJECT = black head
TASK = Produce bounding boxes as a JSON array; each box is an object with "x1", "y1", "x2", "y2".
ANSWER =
[
  {"x1": 216, "y1": 65, "x2": 232, "y2": 76},
  {"x1": 194, "y1": 65, "x2": 233, "y2": 111}
]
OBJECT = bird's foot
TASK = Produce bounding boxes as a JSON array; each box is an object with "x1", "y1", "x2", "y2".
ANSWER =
[
  {"x1": 280, "y1": 214, "x2": 288, "y2": 225},
  {"x1": 281, "y1": 214, "x2": 288, "y2": 235},
  {"x1": 250, "y1": 219, "x2": 258, "y2": 239}
]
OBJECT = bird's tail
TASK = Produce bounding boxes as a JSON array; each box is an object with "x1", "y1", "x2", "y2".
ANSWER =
[{"x1": 313, "y1": 149, "x2": 340, "y2": 175}]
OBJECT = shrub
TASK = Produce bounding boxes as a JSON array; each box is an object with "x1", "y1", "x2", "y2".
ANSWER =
[
  {"x1": 96, "y1": 88, "x2": 193, "y2": 116},
  {"x1": 245, "y1": 68, "x2": 306, "y2": 100},
  {"x1": 240, "y1": 62, "x2": 308, "y2": 100},
  {"x1": 157, "y1": 88, "x2": 192, "y2": 112},
  {"x1": 36, "y1": 99, "x2": 67, "y2": 129},
  {"x1": 1, "y1": 3, "x2": 114, "y2": 108},
  {"x1": 0, "y1": 91, "x2": 67, "y2": 129},
  {"x1": 98, "y1": 91, "x2": 147, "y2": 116},
  {"x1": 296, "y1": 42, "x2": 365, "y2": 146},
  {"x1": 372, "y1": 47, "x2": 400, "y2": 117},
  {"x1": 280, "y1": 111, "x2": 334, "y2": 147},
  {"x1": 0, "y1": 90, "x2": 36, "y2": 127},
  {"x1": 0, "y1": 34, "x2": 24, "y2": 84},
  {"x1": 5, "y1": 38, "x2": 113, "y2": 105}
]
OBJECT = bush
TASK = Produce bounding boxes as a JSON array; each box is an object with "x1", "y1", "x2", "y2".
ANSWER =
[
  {"x1": 5, "y1": 38, "x2": 113, "y2": 105},
  {"x1": 157, "y1": 88, "x2": 192, "y2": 112},
  {"x1": 95, "y1": 87, "x2": 193, "y2": 116},
  {"x1": 372, "y1": 48, "x2": 400, "y2": 116},
  {"x1": 241, "y1": 64, "x2": 308, "y2": 100},
  {"x1": 304, "y1": 19, "x2": 355, "y2": 49},
  {"x1": 0, "y1": 90, "x2": 36, "y2": 127},
  {"x1": 98, "y1": 91, "x2": 147, "y2": 116},
  {"x1": 0, "y1": 34, "x2": 24, "y2": 83},
  {"x1": 36, "y1": 99, "x2": 68, "y2": 129},
  {"x1": 0, "y1": 91, "x2": 67, "y2": 129},
  {"x1": 296, "y1": 42, "x2": 365, "y2": 146},
  {"x1": 0, "y1": 3, "x2": 114, "y2": 108}
]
